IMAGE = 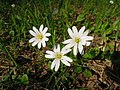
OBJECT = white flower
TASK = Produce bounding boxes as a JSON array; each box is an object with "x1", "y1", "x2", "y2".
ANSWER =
[
  {"x1": 29, "y1": 24, "x2": 51, "y2": 49},
  {"x1": 110, "y1": 0, "x2": 114, "y2": 4},
  {"x1": 45, "y1": 44, "x2": 73, "y2": 71},
  {"x1": 63, "y1": 26, "x2": 93, "y2": 56},
  {"x1": 11, "y1": 4, "x2": 15, "y2": 8}
]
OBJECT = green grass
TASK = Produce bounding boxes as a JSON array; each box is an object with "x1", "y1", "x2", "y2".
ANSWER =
[{"x1": 0, "y1": 0, "x2": 120, "y2": 89}]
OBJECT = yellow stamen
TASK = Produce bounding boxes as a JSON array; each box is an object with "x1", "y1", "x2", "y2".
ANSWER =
[
  {"x1": 55, "y1": 52, "x2": 62, "y2": 59},
  {"x1": 75, "y1": 37, "x2": 80, "y2": 43},
  {"x1": 36, "y1": 33, "x2": 43, "y2": 40}
]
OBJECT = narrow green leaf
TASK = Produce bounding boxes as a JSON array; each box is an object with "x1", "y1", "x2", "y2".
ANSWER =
[{"x1": 76, "y1": 13, "x2": 85, "y2": 22}]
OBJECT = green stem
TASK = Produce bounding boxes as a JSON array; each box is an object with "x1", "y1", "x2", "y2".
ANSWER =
[
  {"x1": 114, "y1": 30, "x2": 118, "y2": 51},
  {"x1": 46, "y1": 71, "x2": 57, "y2": 88},
  {"x1": 4, "y1": 46, "x2": 18, "y2": 67},
  {"x1": 54, "y1": 67, "x2": 68, "y2": 86}
]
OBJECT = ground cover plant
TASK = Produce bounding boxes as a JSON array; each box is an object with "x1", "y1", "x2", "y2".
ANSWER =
[{"x1": 0, "y1": 0, "x2": 120, "y2": 89}]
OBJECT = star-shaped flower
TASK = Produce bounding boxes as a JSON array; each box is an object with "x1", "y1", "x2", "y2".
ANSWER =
[
  {"x1": 29, "y1": 24, "x2": 51, "y2": 49},
  {"x1": 63, "y1": 26, "x2": 93, "y2": 56},
  {"x1": 45, "y1": 44, "x2": 73, "y2": 71}
]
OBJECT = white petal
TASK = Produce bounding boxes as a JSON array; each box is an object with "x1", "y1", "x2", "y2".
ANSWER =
[
  {"x1": 56, "y1": 44, "x2": 60, "y2": 52},
  {"x1": 81, "y1": 40, "x2": 87, "y2": 45},
  {"x1": 53, "y1": 44, "x2": 60, "y2": 52},
  {"x1": 51, "y1": 59, "x2": 56, "y2": 70},
  {"x1": 72, "y1": 33, "x2": 79, "y2": 39},
  {"x1": 43, "y1": 38, "x2": 49, "y2": 41},
  {"x1": 82, "y1": 36, "x2": 93, "y2": 40},
  {"x1": 33, "y1": 26, "x2": 39, "y2": 34},
  {"x1": 62, "y1": 39, "x2": 72, "y2": 44},
  {"x1": 61, "y1": 48, "x2": 71, "y2": 55},
  {"x1": 61, "y1": 59, "x2": 70, "y2": 66},
  {"x1": 45, "y1": 33, "x2": 51, "y2": 37},
  {"x1": 73, "y1": 44, "x2": 78, "y2": 56},
  {"x1": 46, "y1": 51, "x2": 54, "y2": 55},
  {"x1": 64, "y1": 43, "x2": 74, "y2": 49},
  {"x1": 79, "y1": 26, "x2": 85, "y2": 35},
  {"x1": 55, "y1": 59, "x2": 60, "y2": 71},
  {"x1": 45, "y1": 54, "x2": 55, "y2": 58},
  {"x1": 53, "y1": 45, "x2": 57, "y2": 52},
  {"x1": 68, "y1": 28, "x2": 73, "y2": 38},
  {"x1": 72, "y1": 26, "x2": 78, "y2": 34},
  {"x1": 29, "y1": 30, "x2": 36, "y2": 36},
  {"x1": 42, "y1": 27, "x2": 48, "y2": 35},
  {"x1": 38, "y1": 42, "x2": 41, "y2": 49},
  {"x1": 83, "y1": 30, "x2": 89, "y2": 36},
  {"x1": 29, "y1": 38, "x2": 36, "y2": 43},
  {"x1": 41, "y1": 40, "x2": 46, "y2": 47},
  {"x1": 39, "y1": 24, "x2": 44, "y2": 32},
  {"x1": 78, "y1": 44, "x2": 83, "y2": 54},
  {"x1": 32, "y1": 40, "x2": 39, "y2": 46},
  {"x1": 62, "y1": 56, "x2": 73, "y2": 62},
  {"x1": 86, "y1": 42, "x2": 91, "y2": 46}
]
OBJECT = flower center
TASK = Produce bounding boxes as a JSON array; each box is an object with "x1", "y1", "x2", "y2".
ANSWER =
[
  {"x1": 55, "y1": 52, "x2": 62, "y2": 59},
  {"x1": 74, "y1": 37, "x2": 80, "y2": 43},
  {"x1": 36, "y1": 33, "x2": 43, "y2": 40}
]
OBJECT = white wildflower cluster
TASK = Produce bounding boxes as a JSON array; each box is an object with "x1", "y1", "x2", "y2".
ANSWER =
[{"x1": 29, "y1": 24, "x2": 93, "y2": 71}]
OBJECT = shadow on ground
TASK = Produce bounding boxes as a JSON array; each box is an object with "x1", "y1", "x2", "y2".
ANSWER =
[{"x1": 106, "y1": 51, "x2": 120, "y2": 84}]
